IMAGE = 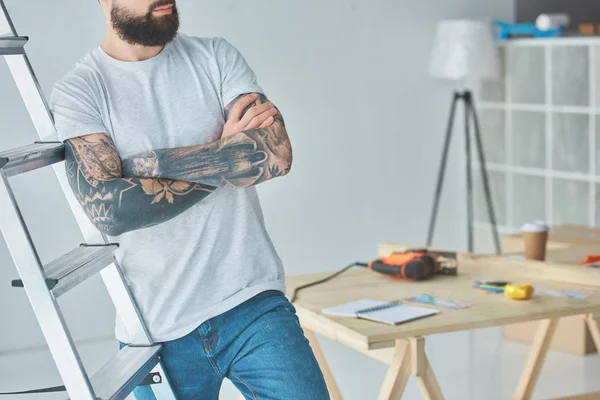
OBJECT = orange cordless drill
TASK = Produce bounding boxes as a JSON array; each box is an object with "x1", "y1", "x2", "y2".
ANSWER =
[
  {"x1": 289, "y1": 249, "x2": 458, "y2": 302},
  {"x1": 368, "y1": 249, "x2": 441, "y2": 280}
]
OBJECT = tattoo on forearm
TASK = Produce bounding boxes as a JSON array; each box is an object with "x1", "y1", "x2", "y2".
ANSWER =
[
  {"x1": 66, "y1": 136, "x2": 215, "y2": 236},
  {"x1": 123, "y1": 94, "x2": 293, "y2": 188}
]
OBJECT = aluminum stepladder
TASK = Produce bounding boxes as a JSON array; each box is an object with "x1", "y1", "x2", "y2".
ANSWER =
[{"x1": 0, "y1": 2, "x2": 177, "y2": 399}]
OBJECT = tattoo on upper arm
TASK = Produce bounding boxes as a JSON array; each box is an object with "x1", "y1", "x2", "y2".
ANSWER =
[
  {"x1": 68, "y1": 135, "x2": 122, "y2": 186},
  {"x1": 65, "y1": 136, "x2": 215, "y2": 235}
]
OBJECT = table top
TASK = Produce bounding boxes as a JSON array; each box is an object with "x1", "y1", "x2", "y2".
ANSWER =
[{"x1": 286, "y1": 246, "x2": 600, "y2": 352}]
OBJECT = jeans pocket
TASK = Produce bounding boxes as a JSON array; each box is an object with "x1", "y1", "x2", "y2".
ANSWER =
[{"x1": 264, "y1": 301, "x2": 301, "y2": 330}]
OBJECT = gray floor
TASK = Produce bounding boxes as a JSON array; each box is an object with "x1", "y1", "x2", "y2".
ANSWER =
[{"x1": 1, "y1": 327, "x2": 600, "y2": 399}]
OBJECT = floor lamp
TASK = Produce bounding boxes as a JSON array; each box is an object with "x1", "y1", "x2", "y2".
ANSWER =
[{"x1": 425, "y1": 20, "x2": 502, "y2": 254}]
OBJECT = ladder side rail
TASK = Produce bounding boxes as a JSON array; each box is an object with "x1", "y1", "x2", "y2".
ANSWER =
[
  {"x1": 0, "y1": 0, "x2": 17, "y2": 36},
  {"x1": 0, "y1": 172, "x2": 95, "y2": 399},
  {"x1": 5, "y1": 54, "x2": 56, "y2": 138}
]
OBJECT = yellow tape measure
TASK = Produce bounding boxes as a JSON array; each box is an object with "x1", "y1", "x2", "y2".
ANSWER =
[{"x1": 504, "y1": 283, "x2": 534, "y2": 300}]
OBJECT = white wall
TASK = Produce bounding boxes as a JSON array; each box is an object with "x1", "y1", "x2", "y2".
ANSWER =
[{"x1": 0, "y1": 0, "x2": 513, "y2": 397}]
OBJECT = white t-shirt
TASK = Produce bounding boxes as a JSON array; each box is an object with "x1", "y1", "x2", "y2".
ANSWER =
[{"x1": 49, "y1": 33, "x2": 286, "y2": 343}]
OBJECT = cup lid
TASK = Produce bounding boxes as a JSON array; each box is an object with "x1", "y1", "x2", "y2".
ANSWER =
[{"x1": 520, "y1": 220, "x2": 549, "y2": 233}]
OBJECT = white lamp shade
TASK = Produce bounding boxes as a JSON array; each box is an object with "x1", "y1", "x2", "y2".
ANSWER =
[{"x1": 429, "y1": 19, "x2": 501, "y2": 81}]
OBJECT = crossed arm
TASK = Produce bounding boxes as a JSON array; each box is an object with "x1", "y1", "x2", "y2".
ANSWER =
[
  {"x1": 64, "y1": 134, "x2": 217, "y2": 236},
  {"x1": 122, "y1": 93, "x2": 292, "y2": 188},
  {"x1": 65, "y1": 93, "x2": 292, "y2": 236}
]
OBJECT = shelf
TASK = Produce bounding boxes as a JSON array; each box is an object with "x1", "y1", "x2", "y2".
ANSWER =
[
  {"x1": 472, "y1": 163, "x2": 600, "y2": 184},
  {"x1": 478, "y1": 102, "x2": 596, "y2": 115},
  {"x1": 498, "y1": 36, "x2": 600, "y2": 47},
  {"x1": 474, "y1": 32, "x2": 599, "y2": 236}
]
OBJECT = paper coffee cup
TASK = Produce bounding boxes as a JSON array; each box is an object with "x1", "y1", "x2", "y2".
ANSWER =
[{"x1": 520, "y1": 221, "x2": 549, "y2": 261}]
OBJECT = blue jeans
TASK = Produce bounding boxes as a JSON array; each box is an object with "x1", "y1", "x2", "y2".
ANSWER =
[{"x1": 121, "y1": 290, "x2": 330, "y2": 400}]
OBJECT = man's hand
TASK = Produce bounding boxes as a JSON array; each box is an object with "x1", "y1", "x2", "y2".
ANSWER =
[{"x1": 221, "y1": 93, "x2": 278, "y2": 138}]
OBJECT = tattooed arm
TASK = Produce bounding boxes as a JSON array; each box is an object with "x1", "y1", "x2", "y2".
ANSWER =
[
  {"x1": 122, "y1": 93, "x2": 293, "y2": 188},
  {"x1": 65, "y1": 133, "x2": 216, "y2": 236}
]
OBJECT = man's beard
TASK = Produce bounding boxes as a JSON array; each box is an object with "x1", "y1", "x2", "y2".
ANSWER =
[{"x1": 111, "y1": 1, "x2": 179, "y2": 47}]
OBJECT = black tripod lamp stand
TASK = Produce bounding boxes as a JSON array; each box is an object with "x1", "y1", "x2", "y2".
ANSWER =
[
  {"x1": 426, "y1": 91, "x2": 501, "y2": 254},
  {"x1": 425, "y1": 19, "x2": 502, "y2": 254}
]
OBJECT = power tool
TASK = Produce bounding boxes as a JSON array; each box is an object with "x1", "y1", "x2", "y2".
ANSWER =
[
  {"x1": 289, "y1": 249, "x2": 458, "y2": 302},
  {"x1": 368, "y1": 249, "x2": 439, "y2": 280}
]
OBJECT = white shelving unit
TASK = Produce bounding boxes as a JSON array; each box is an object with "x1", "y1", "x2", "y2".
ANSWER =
[{"x1": 473, "y1": 37, "x2": 600, "y2": 236}]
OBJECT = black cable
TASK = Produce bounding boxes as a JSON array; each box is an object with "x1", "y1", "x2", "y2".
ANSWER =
[
  {"x1": 289, "y1": 262, "x2": 368, "y2": 303},
  {"x1": 0, "y1": 385, "x2": 66, "y2": 395}
]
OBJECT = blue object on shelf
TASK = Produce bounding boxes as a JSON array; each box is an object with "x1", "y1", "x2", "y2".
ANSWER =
[{"x1": 493, "y1": 20, "x2": 562, "y2": 41}]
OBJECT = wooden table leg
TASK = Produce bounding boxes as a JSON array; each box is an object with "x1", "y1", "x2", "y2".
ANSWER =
[
  {"x1": 303, "y1": 327, "x2": 343, "y2": 400},
  {"x1": 585, "y1": 314, "x2": 600, "y2": 352},
  {"x1": 513, "y1": 318, "x2": 559, "y2": 400},
  {"x1": 411, "y1": 337, "x2": 444, "y2": 400},
  {"x1": 378, "y1": 340, "x2": 411, "y2": 400}
]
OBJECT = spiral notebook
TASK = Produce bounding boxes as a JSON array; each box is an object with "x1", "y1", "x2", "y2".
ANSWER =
[{"x1": 322, "y1": 299, "x2": 439, "y2": 326}]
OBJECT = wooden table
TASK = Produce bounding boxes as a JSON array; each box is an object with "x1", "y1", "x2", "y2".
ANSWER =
[{"x1": 286, "y1": 244, "x2": 600, "y2": 400}]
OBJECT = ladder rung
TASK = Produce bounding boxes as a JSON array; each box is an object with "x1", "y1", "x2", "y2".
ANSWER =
[
  {"x1": 0, "y1": 142, "x2": 64, "y2": 177},
  {"x1": 0, "y1": 36, "x2": 28, "y2": 55},
  {"x1": 12, "y1": 244, "x2": 118, "y2": 297},
  {"x1": 46, "y1": 244, "x2": 118, "y2": 297},
  {"x1": 91, "y1": 345, "x2": 162, "y2": 400}
]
